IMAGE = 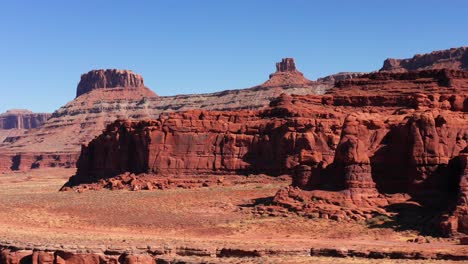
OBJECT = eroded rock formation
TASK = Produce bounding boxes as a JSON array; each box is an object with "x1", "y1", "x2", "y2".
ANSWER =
[
  {"x1": 0, "y1": 60, "x2": 327, "y2": 172},
  {"x1": 262, "y1": 58, "x2": 314, "y2": 87},
  {"x1": 0, "y1": 109, "x2": 50, "y2": 130},
  {"x1": 4, "y1": 48, "x2": 467, "y2": 173},
  {"x1": 65, "y1": 67, "x2": 468, "y2": 236},
  {"x1": 76, "y1": 69, "x2": 147, "y2": 97},
  {"x1": 381, "y1": 46, "x2": 468, "y2": 72},
  {"x1": 2, "y1": 241, "x2": 466, "y2": 263},
  {"x1": 0, "y1": 110, "x2": 51, "y2": 157},
  {"x1": 0, "y1": 152, "x2": 78, "y2": 173},
  {"x1": 317, "y1": 72, "x2": 365, "y2": 83}
]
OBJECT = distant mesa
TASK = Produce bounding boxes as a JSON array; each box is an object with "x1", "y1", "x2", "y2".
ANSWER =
[
  {"x1": 4, "y1": 109, "x2": 34, "y2": 114},
  {"x1": 261, "y1": 58, "x2": 314, "y2": 87},
  {"x1": 381, "y1": 46, "x2": 468, "y2": 72},
  {"x1": 0, "y1": 109, "x2": 51, "y2": 130},
  {"x1": 76, "y1": 69, "x2": 148, "y2": 97},
  {"x1": 317, "y1": 72, "x2": 366, "y2": 83}
]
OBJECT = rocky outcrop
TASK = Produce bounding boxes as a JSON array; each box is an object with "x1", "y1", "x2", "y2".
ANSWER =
[
  {"x1": 65, "y1": 67, "x2": 468, "y2": 236},
  {"x1": 0, "y1": 110, "x2": 51, "y2": 150},
  {"x1": 261, "y1": 58, "x2": 315, "y2": 87},
  {"x1": 328, "y1": 69, "x2": 468, "y2": 111},
  {"x1": 2, "y1": 240, "x2": 466, "y2": 263},
  {"x1": 440, "y1": 147, "x2": 468, "y2": 236},
  {"x1": 317, "y1": 72, "x2": 365, "y2": 84},
  {"x1": 0, "y1": 152, "x2": 78, "y2": 173},
  {"x1": 66, "y1": 104, "x2": 343, "y2": 185},
  {"x1": 276, "y1": 58, "x2": 297, "y2": 72},
  {"x1": 456, "y1": 149, "x2": 468, "y2": 234},
  {"x1": 331, "y1": 114, "x2": 379, "y2": 197},
  {"x1": 381, "y1": 46, "x2": 468, "y2": 72},
  {"x1": 2, "y1": 49, "x2": 468, "y2": 177},
  {"x1": 0, "y1": 110, "x2": 50, "y2": 130},
  {"x1": 76, "y1": 69, "x2": 147, "y2": 97},
  {"x1": 68, "y1": 79, "x2": 414, "y2": 186},
  {"x1": 0, "y1": 70, "x2": 158, "y2": 172},
  {"x1": 0, "y1": 60, "x2": 327, "y2": 172}
]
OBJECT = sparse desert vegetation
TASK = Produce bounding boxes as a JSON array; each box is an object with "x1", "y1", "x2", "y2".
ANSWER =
[{"x1": 0, "y1": 169, "x2": 465, "y2": 263}]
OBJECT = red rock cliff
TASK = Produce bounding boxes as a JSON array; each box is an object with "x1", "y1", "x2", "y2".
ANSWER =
[
  {"x1": 0, "y1": 61, "x2": 325, "y2": 161},
  {"x1": 261, "y1": 58, "x2": 314, "y2": 87},
  {"x1": 67, "y1": 68, "x2": 468, "y2": 236},
  {"x1": 76, "y1": 69, "x2": 147, "y2": 97},
  {"x1": 381, "y1": 46, "x2": 468, "y2": 72},
  {"x1": 0, "y1": 109, "x2": 50, "y2": 129}
]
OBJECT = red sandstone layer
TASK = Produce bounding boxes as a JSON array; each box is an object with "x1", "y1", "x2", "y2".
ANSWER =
[
  {"x1": 64, "y1": 68, "x2": 468, "y2": 236},
  {"x1": 381, "y1": 46, "x2": 468, "y2": 72},
  {"x1": 0, "y1": 59, "x2": 328, "y2": 172}
]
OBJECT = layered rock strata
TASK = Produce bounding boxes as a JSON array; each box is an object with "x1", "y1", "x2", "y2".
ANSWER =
[
  {"x1": 66, "y1": 68, "x2": 468, "y2": 236},
  {"x1": 316, "y1": 72, "x2": 365, "y2": 83},
  {"x1": 0, "y1": 59, "x2": 329, "y2": 172},
  {"x1": 262, "y1": 58, "x2": 315, "y2": 87},
  {"x1": 76, "y1": 69, "x2": 147, "y2": 97},
  {"x1": 0, "y1": 152, "x2": 78, "y2": 173},
  {"x1": 0, "y1": 110, "x2": 50, "y2": 130},
  {"x1": 3, "y1": 47, "x2": 467, "y2": 173},
  {"x1": 381, "y1": 46, "x2": 468, "y2": 72},
  {"x1": 1, "y1": 240, "x2": 467, "y2": 263},
  {"x1": 0, "y1": 110, "x2": 51, "y2": 144},
  {"x1": 329, "y1": 69, "x2": 468, "y2": 111}
]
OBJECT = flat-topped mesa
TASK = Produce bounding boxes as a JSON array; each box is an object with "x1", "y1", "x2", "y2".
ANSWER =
[
  {"x1": 381, "y1": 46, "x2": 468, "y2": 72},
  {"x1": 0, "y1": 109, "x2": 51, "y2": 130},
  {"x1": 328, "y1": 69, "x2": 468, "y2": 111},
  {"x1": 262, "y1": 58, "x2": 314, "y2": 87},
  {"x1": 76, "y1": 69, "x2": 146, "y2": 97}
]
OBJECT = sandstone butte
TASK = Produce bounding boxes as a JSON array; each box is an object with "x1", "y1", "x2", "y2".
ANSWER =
[{"x1": 0, "y1": 58, "x2": 333, "y2": 172}]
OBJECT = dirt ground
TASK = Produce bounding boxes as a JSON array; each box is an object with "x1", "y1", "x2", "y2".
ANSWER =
[{"x1": 0, "y1": 168, "x2": 466, "y2": 263}]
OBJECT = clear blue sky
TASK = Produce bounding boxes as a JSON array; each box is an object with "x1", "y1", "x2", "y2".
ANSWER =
[{"x1": 0, "y1": 0, "x2": 467, "y2": 113}]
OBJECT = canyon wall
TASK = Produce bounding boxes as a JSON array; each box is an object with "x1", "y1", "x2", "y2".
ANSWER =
[
  {"x1": 381, "y1": 46, "x2": 468, "y2": 72},
  {"x1": 0, "y1": 59, "x2": 328, "y2": 172},
  {"x1": 2, "y1": 48, "x2": 467, "y2": 174},
  {"x1": 0, "y1": 110, "x2": 51, "y2": 156},
  {"x1": 0, "y1": 110, "x2": 51, "y2": 130},
  {"x1": 0, "y1": 152, "x2": 78, "y2": 173},
  {"x1": 66, "y1": 68, "x2": 468, "y2": 235}
]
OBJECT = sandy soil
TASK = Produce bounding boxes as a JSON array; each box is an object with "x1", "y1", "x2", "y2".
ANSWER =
[{"x1": 0, "y1": 168, "x2": 466, "y2": 263}]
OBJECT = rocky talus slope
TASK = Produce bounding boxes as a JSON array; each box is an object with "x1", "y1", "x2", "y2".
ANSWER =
[
  {"x1": 0, "y1": 59, "x2": 331, "y2": 172},
  {"x1": 65, "y1": 68, "x2": 468, "y2": 236}
]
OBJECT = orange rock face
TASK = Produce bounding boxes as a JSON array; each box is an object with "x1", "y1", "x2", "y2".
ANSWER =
[
  {"x1": 0, "y1": 110, "x2": 50, "y2": 130},
  {"x1": 76, "y1": 69, "x2": 148, "y2": 97},
  {"x1": 65, "y1": 68, "x2": 468, "y2": 236},
  {"x1": 0, "y1": 60, "x2": 330, "y2": 172},
  {"x1": 381, "y1": 46, "x2": 468, "y2": 72},
  {"x1": 0, "y1": 109, "x2": 51, "y2": 145}
]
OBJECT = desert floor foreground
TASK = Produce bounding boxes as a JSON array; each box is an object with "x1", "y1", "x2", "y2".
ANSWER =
[{"x1": 0, "y1": 168, "x2": 466, "y2": 263}]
